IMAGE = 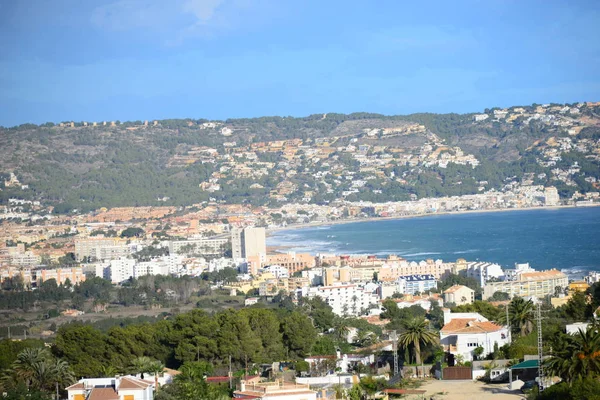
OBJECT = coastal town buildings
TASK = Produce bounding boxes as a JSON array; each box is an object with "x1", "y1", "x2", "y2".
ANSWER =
[
  {"x1": 298, "y1": 283, "x2": 379, "y2": 317},
  {"x1": 483, "y1": 269, "x2": 568, "y2": 299},
  {"x1": 74, "y1": 238, "x2": 131, "y2": 262}
]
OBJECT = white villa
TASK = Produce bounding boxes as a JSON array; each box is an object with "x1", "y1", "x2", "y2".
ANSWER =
[{"x1": 439, "y1": 310, "x2": 510, "y2": 362}]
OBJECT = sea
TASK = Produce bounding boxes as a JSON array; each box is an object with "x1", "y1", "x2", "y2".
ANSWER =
[{"x1": 267, "y1": 207, "x2": 600, "y2": 279}]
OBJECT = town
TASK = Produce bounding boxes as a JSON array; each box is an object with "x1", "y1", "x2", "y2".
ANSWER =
[{"x1": 1, "y1": 102, "x2": 600, "y2": 399}]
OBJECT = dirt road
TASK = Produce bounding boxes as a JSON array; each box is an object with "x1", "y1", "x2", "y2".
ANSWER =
[{"x1": 419, "y1": 380, "x2": 526, "y2": 400}]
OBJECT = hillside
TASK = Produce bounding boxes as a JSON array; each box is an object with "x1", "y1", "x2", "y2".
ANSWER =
[{"x1": 1, "y1": 102, "x2": 599, "y2": 213}]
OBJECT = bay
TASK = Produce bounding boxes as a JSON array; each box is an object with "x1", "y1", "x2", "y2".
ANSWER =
[{"x1": 267, "y1": 207, "x2": 600, "y2": 277}]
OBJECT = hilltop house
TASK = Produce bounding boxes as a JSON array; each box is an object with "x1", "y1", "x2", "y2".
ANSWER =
[{"x1": 440, "y1": 309, "x2": 510, "y2": 362}]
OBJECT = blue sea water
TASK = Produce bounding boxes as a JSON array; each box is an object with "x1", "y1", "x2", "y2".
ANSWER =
[{"x1": 268, "y1": 207, "x2": 600, "y2": 277}]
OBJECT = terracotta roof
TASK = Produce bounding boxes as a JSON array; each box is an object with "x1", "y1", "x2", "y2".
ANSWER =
[
  {"x1": 66, "y1": 382, "x2": 85, "y2": 390},
  {"x1": 441, "y1": 318, "x2": 504, "y2": 334},
  {"x1": 444, "y1": 285, "x2": 472, "y2": 294},
  {"x1": 519, "y1": 269, "x2": 566, "y2": 280},
  {"x1": 88, "y1": 387, "x2": 119, "y2": 400},
  {"x1": 119, "y1": 376, "x2": 152, "y2": 390},
  {"x1": 207, "y1": 376, "x2": 230, "y2": 383}
]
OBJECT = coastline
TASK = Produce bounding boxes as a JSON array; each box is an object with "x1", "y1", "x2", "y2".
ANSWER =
[{"x1": 266, "y1": 203, "x2": 600, "y2": 235}]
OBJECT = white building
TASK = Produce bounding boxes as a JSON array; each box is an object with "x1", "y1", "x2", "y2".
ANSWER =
[
  {"x1": 544, "y1": 186, "x2": 560, "y2": 206},
  {"x1": 262, "y1": 265, "x2": 289, "y2": 279},
  {"x1": 443, "y1": 285, "x2": 475, "y2": 306},
  {"x1": 440, "y1": 310, "x2": 510, "y2": 362},
  {"x1": 67, "y1": 376, "x2": 153, "y2": 400},
  {"x1": 566, "y1": 322, "x2": 590, "y2": 335},
  {"x1": 107, "y1": 258, "x2": 136, "y2": 283},
  {"x1": 464, "y1": 262, "x2": 505, "y2": 287},
  {"x1": 168, "y1": 236, "x2": 229, "y2": 256},
  {"x1": 234, "y1": 381, "x2": 316, "y2": 400},
  {"x1": 107, "y1": 255, "x2": 184, "y2": 283},
  {"x1": 396, "y1": 274, "x2": 437, "y2": 295},
  {"x1": 299, "y1": 283, "x2": 379, "y2": 317}
]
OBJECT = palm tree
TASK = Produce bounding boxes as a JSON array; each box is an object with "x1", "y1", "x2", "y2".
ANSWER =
[
  {"x1": 507, "y1": 297, "x2": 535, "y2": 336},
  {"x1": 333, "y1": 318, "x2": 350, "y2": 343},
  {"x1": 99, "y1": 365, "x2": 119, "y2": 377},
  {"x1": 147, "y1": 360, "x2": 165, "y2": 389},
  {"x1": 398, "y1": 318, "x2": 437, "y2": 365},
  {"x1": 1, "y1": 348, "x2": 75, "y2": 395},
  {"x1": 131, "y1": 356, "x2": 156, "y2": 380},
  {"x1": 10, "y1": 348, "x2": 49, "y2": 389},
  {"x1": 545, "y1": 327, "x2": 600, "y2": 384}
]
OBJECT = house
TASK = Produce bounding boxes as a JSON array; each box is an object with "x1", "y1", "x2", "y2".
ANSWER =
[
  {"x1": 245, "y1": 297, "x2": 259, "y2": 306},
  {"x1": 566, "y1": 322, "x2": 590, "y2": 335},
  {"x1": 67, "y1": 376, "x2": 153, "y2": 400},
  {"x1": 439, "y1": 310, "x2": 510, "y2": 362},
  {"x1": 233, "y1": 380, "x2": 317, "y2": 399},
  {"x1": 443, "y1": 285, "x2": 475, "y2": 306}
]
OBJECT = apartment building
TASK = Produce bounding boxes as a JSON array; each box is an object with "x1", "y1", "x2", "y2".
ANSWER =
[
  {"x1": 483, "y1": 269, "x2": 568, "y2": 299},
  {"x1": 396, "y1": 274, "x2": 437, "y2": 295},
  {"x1": 265, "y1": 252, "x2": 315, "y2": 276},
  {"x1": 231, "y1": 227, "x2": 266, "y2": 260},
  {"x1": 299, "y1": 283, "x2": 379, "y2": 317},
  {"x1": 0, "y1": 266, "x2": 86, "y2": 288},
  {"x1": 75, "y1": 238, "x2": 130, "y2": 261},
  {"x1": 168, "y1": 236, "x2": 229, "y2": 256}
]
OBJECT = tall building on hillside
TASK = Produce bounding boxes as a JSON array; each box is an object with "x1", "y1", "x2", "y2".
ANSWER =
[
  {"x1": 544, "y1": 186, "x2": 560, "y2": 206},
  {"x1": 231, "y1": 227, "x2": 266, "y2": 260}
]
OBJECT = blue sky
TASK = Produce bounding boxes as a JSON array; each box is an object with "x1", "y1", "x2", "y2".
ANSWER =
[{"x1": 1, "y1": 0, "x2": 599, "y2": 126}]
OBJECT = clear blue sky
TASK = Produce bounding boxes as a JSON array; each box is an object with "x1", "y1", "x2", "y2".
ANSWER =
[{"x1": 1, "y1": 0, "x2": 599, "y2": 126}]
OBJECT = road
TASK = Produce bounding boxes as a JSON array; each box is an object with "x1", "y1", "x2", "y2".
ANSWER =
[{"x1": 419, "y1": 380, "x2": 526, "y2": 400}]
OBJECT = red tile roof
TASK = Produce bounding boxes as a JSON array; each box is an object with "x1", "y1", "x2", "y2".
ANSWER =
[
  {"x1": 88, "y1": 387, "x2": 119, "y2": 400},
  {"x1": 119, "y1": 376, "x2": 152, "y2": 390},
  {"x1": 441, "y1": 318, "x2": 504, "y2": 334}
]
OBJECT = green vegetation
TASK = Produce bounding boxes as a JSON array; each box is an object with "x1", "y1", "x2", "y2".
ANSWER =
[{"x1": 2, "y1": 103, "x2": 599, "y2": 212}]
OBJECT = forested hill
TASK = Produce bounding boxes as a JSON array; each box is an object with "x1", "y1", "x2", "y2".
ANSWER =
[{"x1": 1, "y1": 102, "x2": 599, "y2": 213}]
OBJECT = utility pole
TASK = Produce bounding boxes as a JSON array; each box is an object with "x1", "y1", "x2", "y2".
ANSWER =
[
  {"x1": 390, "y1": 331, "x2": 399, "y2": 378},
  {"x1": 536, "y1": 302, "x2": 544, "y2": 392},
  {"x1": 229, "y1": 355, "x2": 233, "y2": 390}
]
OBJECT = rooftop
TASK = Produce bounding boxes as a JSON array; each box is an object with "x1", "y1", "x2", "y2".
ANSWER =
[
  {"x1": 443, "y1": 284, "x2": 473, "y2": 294},
  {"x1": 441, "y1": 318, "x2": 505, "y2": 334},
  {"x1": 519, "y1": 269, "x2": 566, "y2": 281}
]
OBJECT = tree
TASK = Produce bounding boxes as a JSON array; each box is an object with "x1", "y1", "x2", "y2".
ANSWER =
[
  {"x1": 120, "y1": 227, "x2": 144, "y2": 238},
  {"x1": 398, "y1": 318, "x2": 437, "y2": 365},
  {"x1": 506, "y1": 297, "x2": 535, "y2": 337},
  {"x1": 473, "y1": 346, "x2": 484, "y2": 360},
  {"x1": 131, "y1": 356, "x2": 156, "y2": 379},
  {"x1": 1, "y1": 348, "x2": 75, "y2": 395},
  {"x1": 490, "y1": 291, "x2": 510, "y2": 301},
  {"x1": 333, "y1": 318, "x2": 350, "y2": 343},
  {"x1": 545, "y1": 327, "x2": 600, "y2": 384},
  {"x1": 281, "y1": 312, "x2": 317, "y2": 358},
  {"x1": 563, "y1": 291, "x2": 592, "y2": 322}
]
